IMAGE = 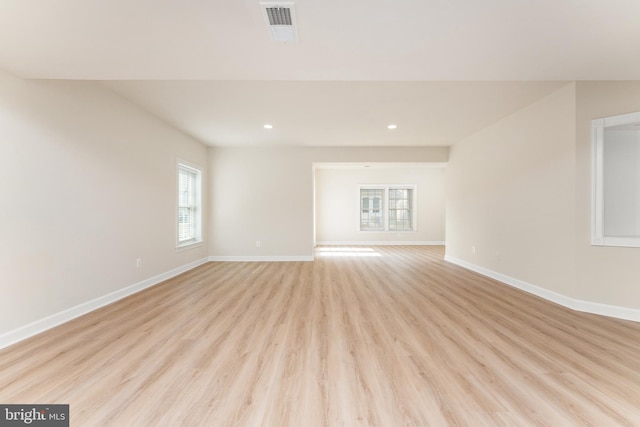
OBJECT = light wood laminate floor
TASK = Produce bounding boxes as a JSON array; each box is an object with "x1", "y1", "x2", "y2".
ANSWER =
[{"x1": 1, "y1": 246, "x2": 640, "y2": 426}]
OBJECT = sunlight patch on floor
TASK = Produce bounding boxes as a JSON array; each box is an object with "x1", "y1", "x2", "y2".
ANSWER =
[{"x1": 315, "y1": 247, "x2": 382, "y2": 257}]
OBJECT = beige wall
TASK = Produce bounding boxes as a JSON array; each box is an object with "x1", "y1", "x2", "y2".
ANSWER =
[
  {"x1": 446, "y1": 83, "x2": 577, "y2": 296},
  {"x1": 208, "y1": 147, "x2": 314, "y2": 257},
  {"x1": 448, "y1": 81, "x2": 640, "y2": 312},
  {"x1": 0, "y1": 71, "x2": 208, "y2": 336},
  {"x1": 208, "y1": 147, "x2": 448, "y2": 257},
  {"x1": 575, "y1": 82, "x2": 640, "y2": 307},
  {"x1": 315, "y1": 167, "x2": 445, "y2": 243}
]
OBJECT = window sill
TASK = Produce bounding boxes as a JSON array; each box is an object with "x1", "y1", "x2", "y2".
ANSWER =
[
  {"x1": 359, "y1": 230, "x2": 417, "y2": 233},
  {"x1": 176, "y1": 240, "x2": 205, "y2": 252}
]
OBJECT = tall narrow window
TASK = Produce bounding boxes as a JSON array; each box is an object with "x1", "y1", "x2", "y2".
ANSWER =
[
  {"x1": 389, "y1": 188, "x2": 413, "y2": 231},
  {"x1": 360, "y1": 188, "x2": 384, "y2": 231},
  {"x1": 177, "y1": 162, "x2": 202, "y2": 247}
]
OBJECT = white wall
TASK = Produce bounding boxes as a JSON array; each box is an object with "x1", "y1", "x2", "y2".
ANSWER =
[
  {"x1": 446, "y1": 83, "x2": 577, "y2": 297},
  {"x1": 208, "y1": 147, "x2": 448, "y2": 258},
  {"x1": 0, "y1": 70, "x2": 208, "y2": 338},
  {"x1": 315, "y1": 166, "x2": 445, "y2": 244}
]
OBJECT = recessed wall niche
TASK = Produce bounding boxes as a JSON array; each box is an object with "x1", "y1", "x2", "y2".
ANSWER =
[{"x1": 592, "y1": 111, "x2": 640, "y2": 247}]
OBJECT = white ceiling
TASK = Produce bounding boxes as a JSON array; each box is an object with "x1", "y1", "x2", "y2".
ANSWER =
[
  {"x1": 104, "y1": 80, "x2": 565, "y2": 146},
  {"x1": 1, "y1": 0, "x2": 638, "y2": 80},
  {"x1": 0, "y1": 0, "x2": 637, "y2": 146}
]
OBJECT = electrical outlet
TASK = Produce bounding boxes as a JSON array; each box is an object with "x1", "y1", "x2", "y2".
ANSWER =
[
  {"x1": 496, "y1": 252, "x2": 501, "y2": 261},
  {"x1": 136, "y1": 258, "x2": 142, "y2": 269},
  {"x1": 256, "y1": 240, "x2": 261, "y2": 248},
  {"x1": 471, "y1": 246, "x2": 476, "y2": 255}
]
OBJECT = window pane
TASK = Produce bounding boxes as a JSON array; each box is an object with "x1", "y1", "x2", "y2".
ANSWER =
[
  {"x1": 178, "y1": 164, "x2": 201, "y2": 245},
  {"x1": 178, "y1": 171, "x2": 195, "y2": 207},
  {"x1": 360, "y1": 188, "x2": 384, "y2": 230},
  {"x1": 360, "y1": 187, "x2": 414, "y2": 232},
  {"x1": 371, "y1": 210, "x2": 382, "y2": 228},
  {"x1": 389, "y1": 188, "x2": 413, "y2": 231}
]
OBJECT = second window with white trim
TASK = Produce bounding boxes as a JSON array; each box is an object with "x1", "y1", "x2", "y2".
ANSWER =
[{"x1": 359, "y1": 185, "x2": 416, "y2": 232}]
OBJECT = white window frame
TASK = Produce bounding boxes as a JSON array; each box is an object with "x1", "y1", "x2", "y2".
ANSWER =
[
  {"x1": 591, "y1": 111, "x2": 640, "y2": 248},
  {"x1": 177, "y1": 160, "x2": 203, "y2": 249},
  {"x1": 358, "y1": 184, "x2": 417, "y2": 233},
  {"x1": 359, "y1": 187, "x2": 386, "y2": 231}
]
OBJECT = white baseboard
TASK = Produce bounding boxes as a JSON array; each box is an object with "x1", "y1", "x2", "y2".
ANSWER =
[
  {"x1": 208, "y1": 255, "x2": 314, "y2": 262},
  {"x1": 0, "y1": 257, "x2": 209, "y2": 350},
  {"x1": 316, "y1": 241, "x2": 445, "y2": 246},
  {"x1": 444, "y1": 255, "x2": 640, "y2": 323}
]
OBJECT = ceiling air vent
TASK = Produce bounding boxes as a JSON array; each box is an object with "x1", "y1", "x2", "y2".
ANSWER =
[{"x1": 260, "y1": 2, "x2": 298, "y2": 43}]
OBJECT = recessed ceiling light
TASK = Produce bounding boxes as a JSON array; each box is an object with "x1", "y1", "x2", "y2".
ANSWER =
[
  {"x1": 264, "y1": 124, "x2": 273, "y2": 129},
  {"x1": 387, "y1": 124, "x2": 397, "y2": 130}
]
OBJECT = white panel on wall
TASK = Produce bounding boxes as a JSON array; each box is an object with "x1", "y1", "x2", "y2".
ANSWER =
[{"x1": 603, "y1": 129, "x2": 640, "y2": 237}]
